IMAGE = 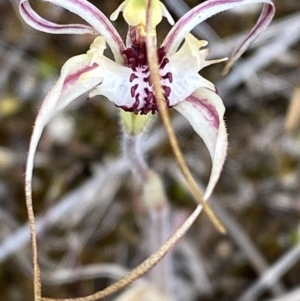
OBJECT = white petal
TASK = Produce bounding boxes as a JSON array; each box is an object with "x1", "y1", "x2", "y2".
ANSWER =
[
  {"x1": 84, "y1": 57, "x2": 133, "y2": 108},
  {"x1": 19, "y1": 0, "x2": 96, "y2": 35},
  {"x1": 25, "y1": 55, "x2": 102, "y2": 214},
  {"x1": 174, "y1": 87, "x2": 228, "y2": 200},
  {"x1": 166, "y1": 34, "x2": 223, "y2": 106},
  {"x1": 163, "y1": 0, "x2": 275, "y2": 72},
  {"x1": 167, "y1": 63, "x2": 216, "y2": 106},
  {"x1": 20, "y1": 0, "x2": 126, "y2": 64}
]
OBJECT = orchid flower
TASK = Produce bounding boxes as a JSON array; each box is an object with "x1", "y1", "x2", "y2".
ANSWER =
[
  {"x1": 20, "y1": 0, "x2": 275, "y2": 300},
  {"x1": 20, "y1": 0, "x2": 274, "y2": 203}
]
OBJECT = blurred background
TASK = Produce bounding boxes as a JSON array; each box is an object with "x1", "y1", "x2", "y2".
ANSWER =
[{"x1": 0, "y1": 0, "x2": 300, "y2": 300}]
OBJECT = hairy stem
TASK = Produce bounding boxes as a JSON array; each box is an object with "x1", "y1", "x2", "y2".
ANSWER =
[
  {"x1": 25, "y1": 182, "x2": 42, "y2": 301},
  {"x1": 122, "y1": 133, "x2": 148, "y2": 183}
]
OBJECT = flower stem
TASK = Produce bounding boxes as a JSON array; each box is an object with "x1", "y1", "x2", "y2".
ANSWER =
[
  {"x1": 25, "y1": 182, "x2": 42, "y2": 301},
  {"x1": 122, "y1": 132, "x2": 148, "y2": 183}
]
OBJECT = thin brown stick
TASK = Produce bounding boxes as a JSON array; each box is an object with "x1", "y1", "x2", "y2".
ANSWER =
[
  {"x1": 145, "y1": 0, "x2": 226, "y2": 234},
  {"x1": 25, "y1": 182, "x2": 42, "y2": 301}
]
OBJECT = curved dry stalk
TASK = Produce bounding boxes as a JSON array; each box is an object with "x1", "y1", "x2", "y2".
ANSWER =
[
  {"x1": 145, "y1": 0, "x2": 226, "y2": 234},
  {"x1": 25, "y1": 181, "x2": 42, "y2": 301},
  {"x1": 42, "y1": 205, "x2": 203, "y2": 301}
]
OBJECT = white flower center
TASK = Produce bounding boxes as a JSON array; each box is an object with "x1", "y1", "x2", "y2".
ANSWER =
[{"x1": 120, "y1": 44, "x2": 173, "y2": 115}]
